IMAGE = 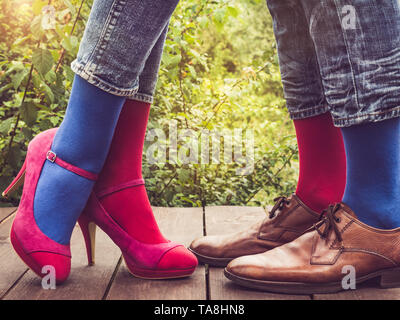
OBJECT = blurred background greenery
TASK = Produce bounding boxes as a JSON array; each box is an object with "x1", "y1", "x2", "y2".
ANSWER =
[{"x1": 0, "y1": 0, "x2": 298, "y2": 208}]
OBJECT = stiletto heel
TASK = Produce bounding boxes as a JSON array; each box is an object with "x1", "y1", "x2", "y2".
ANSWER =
[
  {"x1": 2, "y1": 159, "x2": 27, "y2": 198},
  {"x1": 78, "y1": 215, "x2": 96, "y2": 266}
]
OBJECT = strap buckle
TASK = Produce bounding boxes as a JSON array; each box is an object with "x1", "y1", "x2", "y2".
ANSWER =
[{"x1": 46, "y1": 150, "x2": 57, "y2": 163}]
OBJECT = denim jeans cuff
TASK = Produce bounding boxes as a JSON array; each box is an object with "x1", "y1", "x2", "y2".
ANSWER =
[
  {"x1": 127, "y1": 92, "x2": 154, "y2": 103},
  {"x1": 333, "y1": 106, "x2": 400, "y2": 127},
  {"x1": 288, "y1": 104, "x2": 330, "y2": 120},
  {"x1": 71, "y1": 60, "x2": 139, "y2": 97}
]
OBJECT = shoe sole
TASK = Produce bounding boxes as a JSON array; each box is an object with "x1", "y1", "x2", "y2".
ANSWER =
[
  {"x1": 224, "y1": 267, "x2": 400, "y2": 294},
  {"x1": 188, "y1": 247, "x2": 232, "y2": 267}
]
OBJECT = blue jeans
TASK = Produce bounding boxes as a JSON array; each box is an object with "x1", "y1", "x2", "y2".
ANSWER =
[
  {"x1": 71, "y1": 0, "x2": 179, "y2": 102},
  {"x1": 266, "y1": 0, "x2": 400, "y2": 127}
]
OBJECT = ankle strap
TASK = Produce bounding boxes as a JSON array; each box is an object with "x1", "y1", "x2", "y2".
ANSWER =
[
  {"x1": 46, "y1": 150, "x2": 98, "y2": 181},
  {"x1": 97, "y1": 179, "x2": 145, "y2": 198}
]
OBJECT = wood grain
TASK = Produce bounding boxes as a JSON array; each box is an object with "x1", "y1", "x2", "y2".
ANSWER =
[
  {"x1": 0, "y1": 214, "x2": 29, "y2": 299},
  {"x1": 314, "y1": 278, "x2": 400, "y2": 300},
  {"x1": 1, "y1": 205, "x2": 398, "y2": 300},
  {"x1": 0, "y1": 207, "x2": 17, "y2": 223}
]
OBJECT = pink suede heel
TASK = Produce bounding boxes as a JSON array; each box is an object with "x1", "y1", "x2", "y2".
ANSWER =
[
  {"x1": 78, "y1": 181, "x2": 197, "y2": 279},
  {"x1": 3, "y1": 128, "x2": 98, "y2": 284}
]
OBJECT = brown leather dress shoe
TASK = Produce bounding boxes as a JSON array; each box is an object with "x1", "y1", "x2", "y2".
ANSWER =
[
  {"x1": 225, "y1": 203, "x2": 400, "y2": 294},
  {"x1": 189, "y1": 194, "x2": 320, "y2": 266}
]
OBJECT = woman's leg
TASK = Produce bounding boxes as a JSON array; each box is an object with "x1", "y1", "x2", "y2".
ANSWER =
[
  {"x1": 33, "y1": 0, "x2": 180, "y2": 245},
  {"x1": 5, "y1": 0, "x2": 182, "y2": 282},
  {"x1": 81, "y1": 21, "x2": 197, "y2": 275},
  {"x1": 97, "y1": 24, "x2": 169, "y2": 244},
  {"x1": 34, "y1": 76, "x2": 125, "y2": 244}
]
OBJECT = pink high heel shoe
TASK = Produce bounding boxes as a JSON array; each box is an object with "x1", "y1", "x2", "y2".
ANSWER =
[
  {"x1": 77, "y1": 100, "x2": 197, "y2": 279},
  {"x1": 78, "y1": 184, "x2": 198, "y2": 279},
  {"x1": 3, "y1": 128, "x2": 98, "y2": 283}
]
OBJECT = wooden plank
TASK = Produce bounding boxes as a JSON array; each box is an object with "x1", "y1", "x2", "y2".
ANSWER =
[
  {"x1": 3, "y1": 223, "x2": 121, "y2": 300},
  {"x1": 314, "y1": 279, "x2": 400, "y2": 300},
  {"x1": 106, "y1": 207, "x2": 206, "y2": 300},
  {"x1": 0, "y1": 215, "x2": 29, "y2": 299},
  {"x1": 205, "y1": 206, "x2": 310, "y2": 300},
  {"x1": 0, "y1": 207, "x2": 17, "y2": 223}
]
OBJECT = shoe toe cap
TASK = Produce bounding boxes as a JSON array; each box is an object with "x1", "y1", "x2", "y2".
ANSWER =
[
  {"x1": 190, "y1": 235, "x2": 222, "y2": 256},
  {"x1": 226, "y1": 254, "x2": 267, "y2": 280}
]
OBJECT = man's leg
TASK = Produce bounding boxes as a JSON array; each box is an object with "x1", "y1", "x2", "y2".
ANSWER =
[
  {"x1": 301, "y1": 0, "x2": 400, "y2": 229},
  {"x1": 267, "y1": 0, "x2": 346, "y2": 213},
  {"x1": 189, "y1": 0, "x2": 346, "y2": 267},
  {"x1": 224, "y1": 0, "x2": 400, "y2": 293}
]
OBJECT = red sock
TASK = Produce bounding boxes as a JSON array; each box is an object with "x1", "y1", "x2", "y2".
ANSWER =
[
  {"x1": 294, "y1": 112, "x2": 346, "y2": 212},
  {"x1": 96, "y1": 99, "x2": 167, "y2": 244}
]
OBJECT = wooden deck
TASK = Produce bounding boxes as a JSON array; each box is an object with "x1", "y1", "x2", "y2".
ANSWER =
[{"x1": 0, "y1": 205, "x2": 399, "y2": 300}]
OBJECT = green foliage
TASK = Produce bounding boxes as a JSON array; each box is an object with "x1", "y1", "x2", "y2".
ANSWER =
[{"x1": 0, "y1": 0, "x2": 298, "y2": 208}]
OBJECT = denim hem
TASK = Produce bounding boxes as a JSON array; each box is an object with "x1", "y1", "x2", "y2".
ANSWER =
[
  {"x1": 127, "y1": 92, "x2": 154, "y2": 103},
  {"x1": 333, "y1": 106, "x2": 400, "y2": 127},
  {"x1": 288, "y1": 104, "x2": 330, "y2": 120},
  {"x1": 71, "y1": 60, "x2": 139, "y2": 97}
]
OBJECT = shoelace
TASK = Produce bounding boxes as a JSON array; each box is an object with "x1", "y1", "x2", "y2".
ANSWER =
[
  {"x1": 315, "y1": 203, "x2": 343, "y2": 242},
  {"x1": 268, "y1": 196, "x2": 290, "y2": 219}
]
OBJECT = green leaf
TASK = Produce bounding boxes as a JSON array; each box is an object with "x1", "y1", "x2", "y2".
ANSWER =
[
  {"x1": 39, "y1": 118, "x2": 52, "y2": 131},
  {"x1": 32, "y1": 0, "x2": 47, "y2": 15},
  {"x1": 42, "y1": 83, "x2": 54, "y2": 103},
  {"x1": 49, "y1": 116, "x2": 61, "y2": 127},
  {"x1": 32, "y1": 48, "x2": 54, "y2": 76},
  {"x1": 20, "y1": 102, "x2": 38, "y2": 126},
  {"x1": 21, "y1": 127, "x2": 33, "y2": 140},
  {"x1": 227, "y1": 6, "x2": 239, "y2": 18},
  {"x1": 61, "y1": 36, "x2": 78, "y2": 53},
  {"x1": 7, "y1": 146, "x2": 23, "y2": 168},
  {"x1": 45, "y1": 69, "x2": 57, "y2": 83},
  {"x1": 0, "y1": 118, "x2": 14, "y2": 135},
  {"x1": 32, "y1": 72, "x2": 42, "y2": 89},
  {"x1": 63, "y1": 65, "x2": 75, "y2": 82},
  {"x1": 11, "y1": 68, "x2": 29, "y2": 90},
  {"x1": 30, "y1": 15, "x2": 43, "y2": 38}
]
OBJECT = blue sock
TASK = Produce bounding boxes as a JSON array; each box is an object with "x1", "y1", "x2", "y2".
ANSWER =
[
  {"x1": 34, "y1": 75, "x2": 125, "y2": 244},
  {"x1": 341, "y1": 118, "x2": 400, "y2": 229}
]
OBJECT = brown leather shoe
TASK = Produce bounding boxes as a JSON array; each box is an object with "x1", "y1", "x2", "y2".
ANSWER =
[
  {"x1": 225, "y1": 203, "x2": 400, "y2": 294},
  {"x1": 189, "y1": 194, "x2": 320, "y2": 267}
]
